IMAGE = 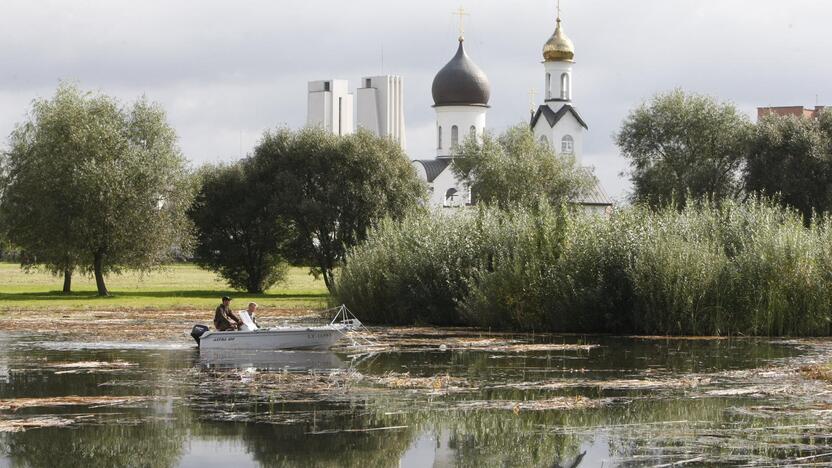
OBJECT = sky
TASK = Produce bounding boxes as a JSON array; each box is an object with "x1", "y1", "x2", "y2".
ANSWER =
[{"x1": 1, "y1": 0, "x2": 831, "y2": 201}]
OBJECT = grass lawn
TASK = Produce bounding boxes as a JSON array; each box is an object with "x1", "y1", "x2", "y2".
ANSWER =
[{"x1": 0, "y1": 262, "x2": 329, "y2": 311}]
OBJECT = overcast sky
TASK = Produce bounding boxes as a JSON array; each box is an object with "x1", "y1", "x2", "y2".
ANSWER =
[{"x1": 1, "y1": 0, "x2": 831, "y2": 200}]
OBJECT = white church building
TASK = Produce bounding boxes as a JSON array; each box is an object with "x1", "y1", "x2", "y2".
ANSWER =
[
  {"x1": 307, "y1": 11, "x2": 612, "y2": 213},
  {"x1": 412, "y1": 13, "x2": 612, "y2": 212}
]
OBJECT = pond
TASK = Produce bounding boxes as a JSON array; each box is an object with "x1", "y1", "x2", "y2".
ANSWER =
[{"x1": 1, "y1": 325, "x2": 832, "y2": 467}]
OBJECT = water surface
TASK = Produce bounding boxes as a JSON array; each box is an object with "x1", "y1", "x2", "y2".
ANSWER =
[{"x1": 1, "y1": 330, "x2": 831, "y2": 467}]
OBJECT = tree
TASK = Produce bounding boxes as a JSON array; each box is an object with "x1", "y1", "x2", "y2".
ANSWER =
[
  {"x1": 188, "y1": 163, "x2": 291, "y2": 293},
  {"x1": 251, "y1": 127, "x2": 425, "y2": 292},
  {"x1": 616, "y1": 89, "x2": 752, "y2": 208},
  {"x1": 452, "y1": 124, "x2": 594, "y2": 209},
  {"x1": 0, "y1": 84, "x2": 194, "y2": 296},
  {"x1": 744, "y1": 110, "x2": 832, "y2": 220}
]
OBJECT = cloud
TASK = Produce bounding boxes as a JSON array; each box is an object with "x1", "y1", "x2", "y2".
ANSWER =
[{"x1": 1, "y1": 0, "x2": 831, "y2": 200}]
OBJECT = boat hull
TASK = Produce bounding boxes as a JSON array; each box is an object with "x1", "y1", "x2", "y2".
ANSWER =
[{"x1": 198, "y1": 326, "x2": 345, "y2": 350}]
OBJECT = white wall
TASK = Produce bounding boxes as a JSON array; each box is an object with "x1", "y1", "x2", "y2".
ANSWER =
[
  {"x1": 543, "y1": 61, "x2": 573, "y2": 101},
  {"x1": 356, "y1": 75, "x2": 406, "y2": 149},
  {"x1": 307, "y1": 79, "x2": 354, "y2": 136},
  {"x1": 435, "y1": 105, "x2": 487, "y2": 158},
  {"x1": 533, "y1": 109, "x2": 585, "y2": 164}
]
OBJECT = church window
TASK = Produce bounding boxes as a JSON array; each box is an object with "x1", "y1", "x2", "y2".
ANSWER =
[
  {"x1": 364, "y1": 78, "x2": 371, "y2": 88},
  {"x1": 539, "y1": 135, "x2": 549, "y2": 147},
  {"x1": 437, "y1": 126, "x2": 442, "y2": 149},
  {"x1": 560, "y1": 73, "x2": 570, "y2": 100},
  {"x1": 546, "y1": 73, "x2": 552, "y2": 99},
  {"x1": 470, "y1": 126, "x2": 476, "y2": 139},
  {"x1": 324, "y1": 81, "x2": 331, "y2": 92},
  {"x1": 561, "y1": 135, "x2": 574, "y2": 154},
  {"x1": 451, "y1": 125, "x2": 459, "y2": 148},
  {"x1": 444, "y1": 188, "x2": 459, "y2": 207}
]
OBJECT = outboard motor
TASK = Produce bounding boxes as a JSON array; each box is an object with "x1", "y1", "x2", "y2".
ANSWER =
[{"x1": 190, "y1": 324, "x2": 210, "y2": 347}]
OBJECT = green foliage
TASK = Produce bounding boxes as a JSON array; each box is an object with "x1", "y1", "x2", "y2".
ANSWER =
[
  {"x1": 452, "y1": 124, "x2": 594, "y2": 209},
  {"x1": 0, "y1": 83, "x2": 194, "y2": 295},
  {"x1": 250, "y1": 127, "x2": 426, "y2": 292},
  {"x1": 188, "y1": 163, "x2": 291, "y2": 293},
  {"x1": 617, "y1": 89, "x2": 752, "y2": 208},
  {"x1": 745, "y1": 110, "x2": 832, "y2": 221},
  {"x1": 336, "y1": 199, "x2": 832, "y2": 336}
]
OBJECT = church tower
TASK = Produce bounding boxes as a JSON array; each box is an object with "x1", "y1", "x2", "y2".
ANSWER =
[
  {"x1": 430, "y1": 33, "x2": 490, "y2": 158},
  {"x1": 531, "y1": 9, "x2": 587, "y2": 163}
]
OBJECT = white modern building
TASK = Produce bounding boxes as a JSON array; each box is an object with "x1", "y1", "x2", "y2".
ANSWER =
[
  {"x1": 307, "y1": 79, "x2": 354, "y2": 136},
  {"x1": 307, "y1": 76, "x2": 407, "y2": 150},
  {"x1": 356, "y1": 75, "x2": 406, "y2": 150}
]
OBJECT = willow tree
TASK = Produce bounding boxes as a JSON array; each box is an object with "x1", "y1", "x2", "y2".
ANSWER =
[
  {"x1": 745, "y1": 110, "x2": 832, "y2": 220},
  {"x1": 616, "y1": 89, "x2": 752, "y2": 208},
  {"x1": 0, "y1": 84, "x2": 194, "y2": 295},
  {"x1": 250, "y1": 127, "x2": 425, "y2": 292},
  {"x1": 452, "y1": 124, "x2": 594, "y2": 210},
  {"x1": 188, "y1": 163, "x2": 292, "y2": 293}
]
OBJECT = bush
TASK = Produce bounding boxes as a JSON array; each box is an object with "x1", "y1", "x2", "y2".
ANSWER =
[{"x1": 335, "y1": 199, "x2": 832, "y2": 336}]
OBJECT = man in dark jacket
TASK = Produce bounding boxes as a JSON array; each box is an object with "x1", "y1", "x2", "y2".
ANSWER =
[{"x1": 214, "y1": 296, "x2": 243, "y2": 331}]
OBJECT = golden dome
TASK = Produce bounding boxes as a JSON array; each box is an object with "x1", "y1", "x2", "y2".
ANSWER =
[{"x1": 542, "y1": 18, "x2": 574, "y2": 62}]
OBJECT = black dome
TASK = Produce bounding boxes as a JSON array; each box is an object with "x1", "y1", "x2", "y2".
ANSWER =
[{"x1": 431, "y1": 39, "x2": 490, "y2": 107}]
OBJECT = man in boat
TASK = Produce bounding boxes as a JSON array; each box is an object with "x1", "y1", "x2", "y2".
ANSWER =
[
  {"x1": 238, "y1": 302, "x2": 259, "y2": 329},
  {"x1": 214, "y1": 296, "x2": 243, "y2": 331}
]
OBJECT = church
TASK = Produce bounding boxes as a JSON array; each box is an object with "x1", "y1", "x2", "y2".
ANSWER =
[{"x1": 308, "y1": 10, "x2": 612, "y2": 213}]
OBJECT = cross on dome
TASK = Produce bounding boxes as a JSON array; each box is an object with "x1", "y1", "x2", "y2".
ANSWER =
[{"x1": 453, "y1": 6, "x2": 469, "y2": 41}]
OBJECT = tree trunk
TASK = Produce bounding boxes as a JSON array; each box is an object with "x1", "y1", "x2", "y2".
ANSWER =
[
  {"x1": 247, "y1": 276, "x2": 263, "y2": 294},
  {"x1": 321, "y1": 267, "x2": 334, "y2": 294},
  {"x1": 93, "y1": 251, "x2": 109, "y2": 296},
  {"x1": 62, "y1": 269, "x2": 73, "y2": 294}
]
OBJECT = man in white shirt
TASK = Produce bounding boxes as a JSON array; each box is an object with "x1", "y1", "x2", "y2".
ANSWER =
[{"x1": 238, "y1": 302, "x2": 259, "y2": 331}]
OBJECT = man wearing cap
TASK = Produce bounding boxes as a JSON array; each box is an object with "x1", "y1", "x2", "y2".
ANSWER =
[{"x1": 214, "y1": 296, "x2": 243, "y2": 331}]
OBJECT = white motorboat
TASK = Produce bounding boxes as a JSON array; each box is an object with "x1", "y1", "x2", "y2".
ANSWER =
[{"x1": 190, "y1": 305, "x2": 363, "y2": 351}]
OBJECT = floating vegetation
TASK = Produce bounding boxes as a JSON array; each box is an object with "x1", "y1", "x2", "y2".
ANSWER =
[
  {"x1": 47, "y1": 360, "x2": 137, "y2": 374},
  {"x1": 0, "y1": 416, "x2": 82, "y2": 432},
  {"x1": 51, "y1": 360, "x2": 135, "y2": 369},
  {"x1": 494, "y1": 376, "x2": 711, "y2": 393},
  {"x1": 456, "y1": 396, "x2": 607, "y2": 412},
  {"x1": 801, "y1": 364, "x2": 832, "y2": 383},
  {"x1": 369, "y1": 372, "x2": 470, "y2": 393},
  {"x1": 0, "y1": 396, "x2": 163, "y2": 411}
]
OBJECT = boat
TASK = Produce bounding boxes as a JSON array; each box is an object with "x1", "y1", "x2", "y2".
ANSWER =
[{"x1": 189, "y1": 304, "x2": 363, "y2": 351}]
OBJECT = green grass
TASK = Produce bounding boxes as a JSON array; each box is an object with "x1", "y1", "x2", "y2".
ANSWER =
[{"x1": 0, "y1": 262, "x2": 329, "y2": 311}]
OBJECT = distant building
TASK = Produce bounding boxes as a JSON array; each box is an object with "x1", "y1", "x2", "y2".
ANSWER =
[
  {"x1": 306, "y1": 76, "x2": 407, "y2": 149},
  {"x1": 757, "y1": 105, "x2": 826, "y2": 121},
  {"x1": 412, "y1": 11, "x2": 612, "y2": 214},
  {"x1": 356, "y1": 75, "x2": 406, "y2": 150},
  {"x1": 307, "y1": 79, "x2": 354, "y2": 136}
]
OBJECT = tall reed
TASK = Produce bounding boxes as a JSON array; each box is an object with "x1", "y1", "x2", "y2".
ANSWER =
[{"x1": 335, "y1": 199, "x2": 832, "y2": 336}]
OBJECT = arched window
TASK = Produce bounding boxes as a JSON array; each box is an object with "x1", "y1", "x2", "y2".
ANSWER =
[
  {"x1": 451, "y1": 125, "x2": 459, "y2": 148},
  {"x1": 444, "y1": 188, "x2": 458, "y2": 207},
  {"x1": 437, "y1": 126, "x2": 442, "y2": 149},
  {"x1": 539, "y1": 135, "x2": 549, "y2": 148},
  {"x1": 470, "y1": 125, "x2": 477, "y2": 139},
  {"x1": 546, "y1": 73, "x2": 552, "y2": 99},
  {"x1": 561, "y1": 135, "x2": 574, "y2": 154},
  {"x1": 560, "y1": 73, "x2": 570, "y2": 100}
]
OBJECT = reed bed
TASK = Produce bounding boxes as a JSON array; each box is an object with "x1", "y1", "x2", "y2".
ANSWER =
[{"x1": 335, "y1": 199, "x2": 832, "y2": 336}]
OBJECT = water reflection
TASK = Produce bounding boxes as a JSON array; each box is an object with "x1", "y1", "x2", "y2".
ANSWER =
[
  {"x1": 198, "y1": 349, "x2": 346, "y2": 372},
  {"x1": 0, "y1": 332, "x2": 830, "y2": 466}
]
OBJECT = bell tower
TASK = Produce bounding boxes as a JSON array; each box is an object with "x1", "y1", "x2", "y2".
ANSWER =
[{"x1": 531, "y1": 3, "x2": 587, "y2": 163}]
